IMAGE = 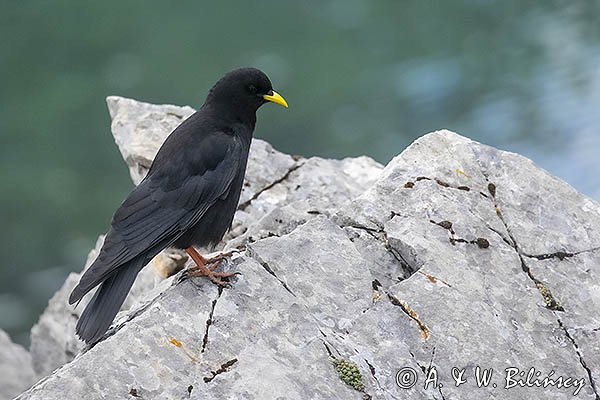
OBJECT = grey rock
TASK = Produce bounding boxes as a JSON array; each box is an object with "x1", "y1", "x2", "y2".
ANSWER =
[
  {"x1": 0, "y1": 329, "x2": 35, "y2": 400},
  {"x1": 333, "y1": 130, "x2": 600, "y2": 399},
  {"x1": 18, "y1": 106, "x2": 600, "y2": 399},
  {"x1": 29, "y1": 236, "x2": 106, "y2": 378},
  {"x1": 17, "y1": 255, "x2": 359, "y2": 399},
  {"x1": 29, "y1": 236, "x2": 180, "y2": 379},
  {"x1": 226, "y1": 155, "x2": 383, "y2": 248},
  {"x1": 25, "y1": 97, "x2": 383, "y2": 385},
  {"x1": 106, "y1": 96, "x2": 196, "y2": 184},
  {"x1": 29, "y1": 272, "x2": 85, "y2": 379}
]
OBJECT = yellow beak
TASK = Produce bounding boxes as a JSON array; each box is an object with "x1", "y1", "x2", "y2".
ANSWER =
[{"x1": 263, "y1": 90, "x2": 288, "y2": 108}]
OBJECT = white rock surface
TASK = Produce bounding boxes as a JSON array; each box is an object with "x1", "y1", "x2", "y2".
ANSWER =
[
  {"x1": 28, "y1": 236, "x2": 180, "y2": 379},
  {"x1": 106, "y1": 96, "x2": 196, "y2": 184},
  {"x1": 334, "y1": 131, "x2": 600, "y2": 399},
  {"x1": 14, "y1": 98, "x2": 600, "y2": 400},
  {"x1": 0, "y1": 329, "x2": 35, "y2": 400},
  {"x1": 21, "y1": 96, "x2": 383, "y2": 393}
]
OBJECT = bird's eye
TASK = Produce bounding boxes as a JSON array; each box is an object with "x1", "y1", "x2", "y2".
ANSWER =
[{"x1": 247, "y1": 84, "x2": 257, "y2": 94}]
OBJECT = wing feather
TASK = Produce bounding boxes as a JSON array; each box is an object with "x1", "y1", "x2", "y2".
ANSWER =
[{"x1": 70, "y1": 131, "x2": 243, "y2": 303}]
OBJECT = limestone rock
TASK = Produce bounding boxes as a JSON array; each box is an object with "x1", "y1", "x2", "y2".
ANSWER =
[
  {"x1": 29, "y1": 272, "x2": 85, "y2": 379},
  {"x1": 106, "y1": 96, "x2": 196, "y2": 184},
  {"x1": 29, "y1": 236, "x2": 178, "y2": 379},
  {"x1": 226, "y1": 155, "x2": 383, "y2": 248},
  {"x1": 25, "y1": 97, "x2": 383, "y2": 386},
  {"x1": 17, "y1": 100, "x2": 600, "y2": 400},
  {"x1": 333, "y1": 130, "x2": 600, "y2": 399},
  {"x1": 0, "y1": 329, "x2": 35, "y2": 400}
]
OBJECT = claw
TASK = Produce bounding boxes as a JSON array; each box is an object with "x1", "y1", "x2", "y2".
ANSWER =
[
  {"x1": 187, "y1": 266, "x2": 235, "y2": 287},
  {"x1": 184, "y1": 247, "x2": 239, "y2": 287}
]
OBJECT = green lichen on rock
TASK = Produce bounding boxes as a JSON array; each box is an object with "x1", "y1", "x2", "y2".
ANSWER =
[
  {"x1": 535, "y1": 281, "x2": 563, "y2": 311},
  {"x1": 332, "y1": 358, "x2": 365, "y2": 392}
]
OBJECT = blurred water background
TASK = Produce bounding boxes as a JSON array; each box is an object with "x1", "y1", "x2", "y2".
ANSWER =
[{"x1": 1, "y1": 1, "x2": 599, "y2": 345}]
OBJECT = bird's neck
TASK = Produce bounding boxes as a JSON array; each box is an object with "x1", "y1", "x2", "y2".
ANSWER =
[{"x1": 203, "y1": 102, "x2": 257, "y2": 130}]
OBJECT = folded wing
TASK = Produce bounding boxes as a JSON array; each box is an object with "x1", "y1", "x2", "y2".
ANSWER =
[{"x1": 69, "y1": 131, "x2": 243, "y2": 304}]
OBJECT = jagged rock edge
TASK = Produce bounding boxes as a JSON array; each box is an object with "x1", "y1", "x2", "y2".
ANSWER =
[{"x1": 468, "y1": 141, "x2": 600, "y2": 399}]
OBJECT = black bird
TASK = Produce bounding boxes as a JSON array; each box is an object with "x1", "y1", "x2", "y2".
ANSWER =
[{"x1": 69, "y1": 68, "x2": 288, "y2": 344}]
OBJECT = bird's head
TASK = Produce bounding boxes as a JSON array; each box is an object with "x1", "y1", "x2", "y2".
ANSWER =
[{"x1": 205, "y1": 68, "x2": 288, "y2": 117}]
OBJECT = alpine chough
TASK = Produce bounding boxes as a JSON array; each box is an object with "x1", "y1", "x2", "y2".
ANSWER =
[{"x1": 69, "y1": 68, "x2": 288, "y2": 344}]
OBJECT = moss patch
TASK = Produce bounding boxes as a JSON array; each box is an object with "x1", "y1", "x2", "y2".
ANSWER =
[{"x1": 332, "y1": 358, "x2": 365, "y2": 392}]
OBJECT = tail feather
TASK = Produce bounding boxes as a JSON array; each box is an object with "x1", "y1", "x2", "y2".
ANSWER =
[
  {"x1": 75, "y1": 258, "x2": 145, "y2": 345},
  {"x1": 69, "y1": 251, "x2": 121, "y2": 305}
]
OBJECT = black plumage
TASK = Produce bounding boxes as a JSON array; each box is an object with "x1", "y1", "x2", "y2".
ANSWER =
[{"x1": 69, "y1": 68, "x2": 287, "y2": 344}]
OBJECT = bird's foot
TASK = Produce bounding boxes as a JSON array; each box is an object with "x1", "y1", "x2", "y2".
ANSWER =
[
  {"x1": 184, "y1": 247, "x2": 239, "y2": 287},
  {"x1": 186, "y1": 263, "x2": 238, "y2": 287}
]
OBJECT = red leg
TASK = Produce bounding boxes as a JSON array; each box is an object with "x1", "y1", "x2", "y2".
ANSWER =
[{"x1": 185, "y1": 247, "x2": 237, "y2": 286}]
